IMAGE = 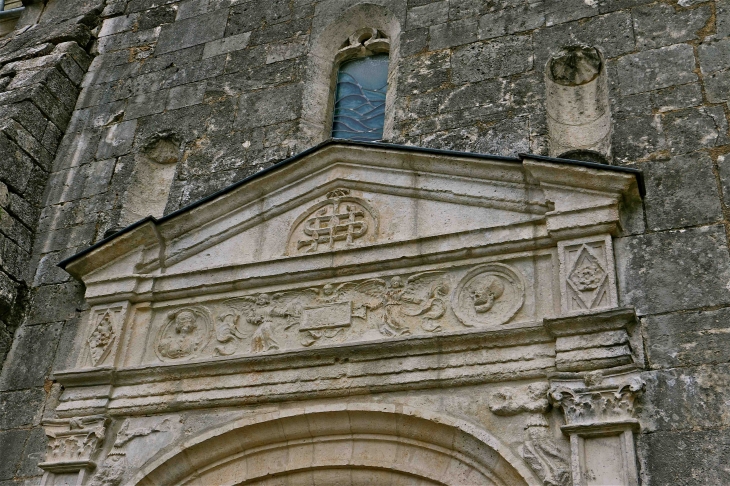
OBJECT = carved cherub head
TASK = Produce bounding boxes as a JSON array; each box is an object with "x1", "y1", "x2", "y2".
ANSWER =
[
  {"x1": 389, "y1": 276, "x2": 403, "y2": 289},
  {"x1": 256, "y1": 293, "x2": 271, "y2": 306},
  {"x1": 322, "y1": 284, "x2": 335, "y2": 296}
]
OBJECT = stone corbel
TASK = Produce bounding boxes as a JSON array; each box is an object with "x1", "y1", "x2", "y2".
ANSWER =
[
  {"x1": 549, "y1": 371, "x2": 645, "y2": 486},
  {"x1": 39, "y1": 416, "x2": 108, "y2": 485}
]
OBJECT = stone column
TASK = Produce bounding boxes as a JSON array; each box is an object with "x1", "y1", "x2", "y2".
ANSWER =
[
  {"x1": 548, "y1": 372, "x2": 644, "y2": 486},
  {"x1": 39, "y1": 416, "x2": 108, "y2": 486}
]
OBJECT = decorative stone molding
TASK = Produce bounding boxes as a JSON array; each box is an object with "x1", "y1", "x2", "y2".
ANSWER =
[
  {"x1": 544, "y1": 307, "x2": 641, "y2": 372},
  {"x1": 40, "y1": 416, "x2": 108, "y2": 476},
  {"x1": 452, "y1": 263, "x2": 525, "y2": 328},
  {"x1": 155, "y1": 306, "x2": 212, "y2": 361},
  {"x1": 286, "y1": 188, "x2": 379, "y2": 254},
  {"x1": 549, "y1": 370, "x2": 645, "y2": 486}
]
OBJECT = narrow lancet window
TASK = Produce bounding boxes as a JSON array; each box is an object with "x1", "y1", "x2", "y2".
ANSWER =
[{"x1": 331, "y1": 29, "x2": 389, "y2": 142}]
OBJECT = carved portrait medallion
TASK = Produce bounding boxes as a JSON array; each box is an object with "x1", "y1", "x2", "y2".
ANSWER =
[
  {"x1": 155, "y1": 307, "x2": 211, "y2": 361},
  {"x1": 287, "y1": 189, "x2": 378, "y2": 254},
  {"x1": 452, "y1": 263, "x2": 525, "y2": 327}
]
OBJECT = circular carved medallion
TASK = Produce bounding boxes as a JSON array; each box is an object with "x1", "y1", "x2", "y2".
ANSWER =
[
  {"x1": 155, "y1": 307, "x2": 211, "y2": 361},
  {"x1": 452, "y1": 263, "x2": 525, "y2": 327}
]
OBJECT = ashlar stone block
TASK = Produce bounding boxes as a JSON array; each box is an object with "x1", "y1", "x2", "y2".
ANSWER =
[
  {"x1": 617, "y1": 44, "x2": 697, "y2": 95},
  {"x1": 642, "y1": 152, "x2": 723, "y2": 231},
  {"x1": 615, "y1": 225, "x2": 730, "y2": 315}
]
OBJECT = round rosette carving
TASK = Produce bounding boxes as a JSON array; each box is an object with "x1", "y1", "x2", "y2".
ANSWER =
[
  {"x1": 452, "y1": 263, "x2": 525, "y2": 327},
  {"x1": 155, "y1": 307, "x2": 212, "y2": 361}
]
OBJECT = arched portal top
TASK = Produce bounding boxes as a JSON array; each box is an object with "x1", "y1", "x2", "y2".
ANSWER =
[{"x1": 126, "y1": 404, "x2": 538, "y2": 486}]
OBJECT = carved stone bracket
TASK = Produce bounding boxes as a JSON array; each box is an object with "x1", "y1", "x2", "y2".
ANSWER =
[
  {"x1": 40, "y1": 416, "x2": 108, "y2": 476},
  {"x1": 549, "y1": 370, "x2": 645, "y2": 486}
]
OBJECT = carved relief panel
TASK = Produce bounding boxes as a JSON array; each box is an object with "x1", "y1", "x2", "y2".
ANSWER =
[
  {"x1": 135, "y1": 255, "x2": 553, "y2": 364},
  {"x1": 77, "y1": 303, "x2": 129, "y2": 368},
  {"x1": 287, "y1": 189, "x2": 378, "y2": 254},
  {"x1": 558, "y1": 236, "x2": 617, "y2": 315}
]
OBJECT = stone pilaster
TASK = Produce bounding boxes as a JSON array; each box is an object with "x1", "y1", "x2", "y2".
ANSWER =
[{"x1": 549, "y1": 372, "x2": 645, "y2": 486}]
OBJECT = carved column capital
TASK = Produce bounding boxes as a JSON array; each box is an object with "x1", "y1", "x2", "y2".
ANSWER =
[
  {"x1": 548, "y1": 375, "x2": 645, "y2": 430},
  {"x1": 39, "y1": 416, "x2": 108, "y2": 474}
]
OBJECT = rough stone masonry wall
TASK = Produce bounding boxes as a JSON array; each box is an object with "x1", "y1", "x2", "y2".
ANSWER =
[
  {"x1": 0, "y1": 1, "x2": 99, "y2": 369},
  {"x1": 1, "y1": 0, "x2": 730, "y2": 484}
]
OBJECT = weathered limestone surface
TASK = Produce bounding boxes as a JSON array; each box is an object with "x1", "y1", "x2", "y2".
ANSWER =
[{"x1": 0, "y1": 0, "x2": 728, "y2": 484}]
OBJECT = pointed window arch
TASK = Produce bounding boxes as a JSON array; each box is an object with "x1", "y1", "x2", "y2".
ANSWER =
[{"x1": 331, "y1": 28, "x2": 390, "y2": 142}]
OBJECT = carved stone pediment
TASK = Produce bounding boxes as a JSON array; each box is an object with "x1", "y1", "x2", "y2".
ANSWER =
[{"x1": 55, "y1": 141, "x2": 642, "y2": 417}]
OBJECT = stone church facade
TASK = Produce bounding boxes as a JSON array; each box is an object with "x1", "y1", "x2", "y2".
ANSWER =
[{"x1": 0, "y1": 0, "x2": 729, "y2": 485}]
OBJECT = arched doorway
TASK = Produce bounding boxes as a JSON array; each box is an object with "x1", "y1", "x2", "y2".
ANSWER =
[{"x1": 127, "y1": 404, "x2": 537, "y2": 486}]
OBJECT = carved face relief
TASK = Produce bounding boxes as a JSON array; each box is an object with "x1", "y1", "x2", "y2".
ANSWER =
[
  {"x1": 287, "y1": 190, "x2": 378, "y2": 254},
  {"x1": 155, "y1": 307, "x2": 211, "y2": 361},
  {"x1": 452, "y1": 264, "x2": 525, "y2": 327}
]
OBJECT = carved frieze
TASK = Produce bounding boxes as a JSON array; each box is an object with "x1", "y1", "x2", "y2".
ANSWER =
[
  {"x1": 40, "y1": 416, "x2": 108, "y2": 472},
  {"x1": 142, "y1": 260, "x2": 536, "y2": 363},
  {"x1": 287, "y1": 189, "x2": 378, "y2": 254}
]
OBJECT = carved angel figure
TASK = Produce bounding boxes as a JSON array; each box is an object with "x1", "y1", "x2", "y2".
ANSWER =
[
  {"x1": 353, "y1": 272, "x2": 450, "y2": 336},
  {"x1": 224, "y1": 293, "x2": 303, "y2": 353}
]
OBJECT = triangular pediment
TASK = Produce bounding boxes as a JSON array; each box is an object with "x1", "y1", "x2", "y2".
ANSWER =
[{"x1": 61, "y1": 142, "x2": 641, "y2": 302}]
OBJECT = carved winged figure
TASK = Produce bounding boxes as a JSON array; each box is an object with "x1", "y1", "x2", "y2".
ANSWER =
[
  {"x1": 351, "y1": 272, "x2": 450, "y2": 336},
  {"x1": 224, "y1": 292, "x2": 306, "y2": 353}
]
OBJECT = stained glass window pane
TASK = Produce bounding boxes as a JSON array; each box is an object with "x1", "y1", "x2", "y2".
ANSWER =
[{"x1": 332, "y1": 54, "x2": 388, "y2": 142}]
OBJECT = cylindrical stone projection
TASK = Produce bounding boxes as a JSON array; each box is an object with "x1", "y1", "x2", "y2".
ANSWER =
[{"x1": 545, "y1": 46, "x2": 612, "y2": 162}]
